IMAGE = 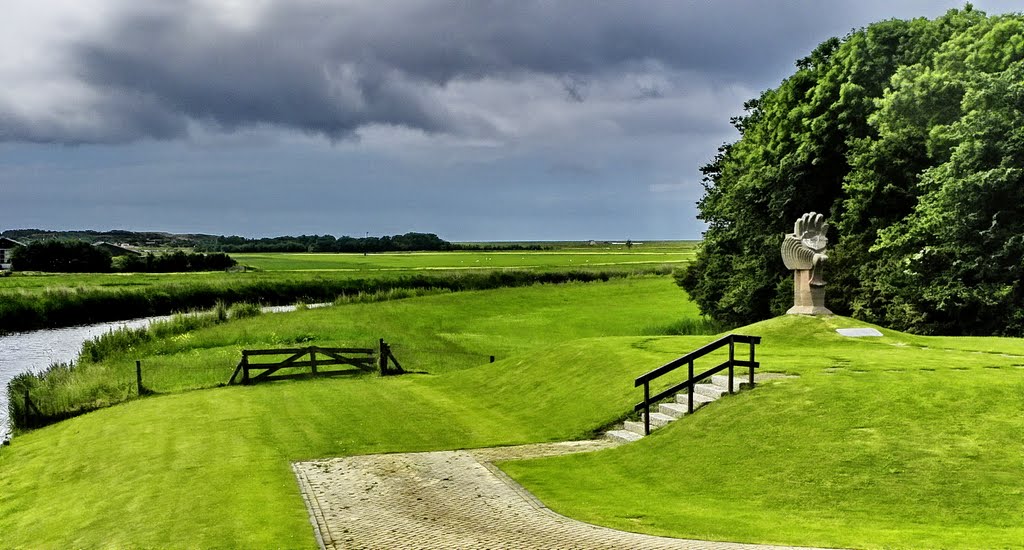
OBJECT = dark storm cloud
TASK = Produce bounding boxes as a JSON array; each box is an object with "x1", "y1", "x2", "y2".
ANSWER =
[
  {"x1": 1, "y1": 0, "x2": 911, "y2": 144},
  {"x1": 70, "y1": 4, "x2": 462, "y2": 141}
]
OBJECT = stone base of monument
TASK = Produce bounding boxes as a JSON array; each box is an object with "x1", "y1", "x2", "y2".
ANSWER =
[
  {"x1": 787, "y1": 270, "x2": 833, "y2": 316},
  {"x1": 786, "y1": 304, "x2": 833, "y2": 315}
]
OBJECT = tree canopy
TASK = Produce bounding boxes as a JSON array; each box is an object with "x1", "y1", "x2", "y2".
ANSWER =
[
  {"x1": 11, "y1": 241, "x2": 237, "y2": 274},
  {"x1": 681, "y1": 6, "x2": 1024, "y2": 336}
]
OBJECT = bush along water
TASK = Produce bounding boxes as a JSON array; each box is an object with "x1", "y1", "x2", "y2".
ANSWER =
[
  {"x1": 0, "y1": 267, "x2": 672, "y2": 334},
  {"x1": 7, "y1": 303, "x2": 264, "y2": 434}
]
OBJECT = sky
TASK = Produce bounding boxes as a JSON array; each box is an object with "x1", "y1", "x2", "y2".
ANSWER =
[{"x1": 1, "y1": 1, "x2": 1020, "y2": 241}]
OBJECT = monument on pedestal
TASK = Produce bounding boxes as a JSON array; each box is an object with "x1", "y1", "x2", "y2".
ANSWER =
[{"x1": 781, "y1": 212, "x2": 832, "y2": 315}]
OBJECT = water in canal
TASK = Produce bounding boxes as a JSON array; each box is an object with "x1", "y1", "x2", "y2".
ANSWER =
[
  {"x1": 0, "y1": 303, "x2": 323, "y2": 441},
  {"x1": 0, "y1": 315, "x2": 171, "y2": 441}
]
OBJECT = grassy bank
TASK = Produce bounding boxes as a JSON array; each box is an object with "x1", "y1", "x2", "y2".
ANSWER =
[
  {"x1": 501, "y1": 315, "x2": 1024, "y2": 549},
  {"x1": 0, "y1": 266, "x2": 673, "y2": 333},
  {"x1": 0, "y1": 340, "x2": 687, "y2": 548},
  {"x1": 4, "y1": 279, "x2": 1020, "y2": 548},
  {"x1": 7, "y1": 276, "x2": 703, "y2": 432},
  {"x1": 0, "y1": 276, "x2": 703, "y2": 547}
]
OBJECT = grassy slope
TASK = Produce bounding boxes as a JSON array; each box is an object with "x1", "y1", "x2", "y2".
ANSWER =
[
  {"x1": 33, "y1": 277, "x2": 697, "y2": 406},
  {"x1": 0, "y1": 339, "x2": 707, "y2": 548},
  {"x1": 3, "y1": 282, "x2": 1023, "y2": 549},
  {"x1": 501, "y1": 315, "x2": 1024, "y2": 550},
  {"x1": 0, "y1": 278, "x2": 701, "y2": 548}
]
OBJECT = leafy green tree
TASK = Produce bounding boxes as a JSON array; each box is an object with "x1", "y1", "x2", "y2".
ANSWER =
[
  {"x1": 11, "y1": 241, "x2": 112, "y2": 273},
  {"x1": 683, "y1": 7, "x2": 1024, "y2": 335},
  {"x1": 868, "y1": 53, "x2": 1024, "y2": 335}
]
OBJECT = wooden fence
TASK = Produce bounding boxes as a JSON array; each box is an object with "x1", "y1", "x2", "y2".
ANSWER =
[{"x1": 228, "y1": 340, "x2": 403, "y2": 385}]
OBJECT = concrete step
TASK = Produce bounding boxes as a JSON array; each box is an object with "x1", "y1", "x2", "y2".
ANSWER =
[
  {"x1": 643, "y1": 411, "x2": 676, "y2": 429},
  {"x1": 605, "y1": 429, "x2": 643, "y2": 443},
  {"x1": 658, "y1": 402, "x2": 691, "y2": 418},
  {"x1": 675, "y1": 392, "x2": 716, "y2": 407},
  {"x1": 711, "y1": 374, "x2": 755, "y2": 391},
  {"x1": 694, "y1": 383, "x2": 730, "y2": 399},
  {"x1": 623, "y1": 420, "x2": 648, "y2": 435}
]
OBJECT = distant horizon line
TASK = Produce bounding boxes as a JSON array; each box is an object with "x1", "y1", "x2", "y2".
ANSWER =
[{"x1": 1, "y1": 228, "x2": 703, "y2": 243}]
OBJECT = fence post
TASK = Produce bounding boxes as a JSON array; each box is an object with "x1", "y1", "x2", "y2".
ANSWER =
[
  {"x1": 643, "y1": 381, "x2": 651, "y2": 436},
  {"x1": 242, "y1": 354, "x2": 251, "y2": 385},
  {"x1": 489, "y1": 355, "x2": 495, "y2": 363},
  {"x1": 136, "y1": 360, "x2": 143, "y2": 396},
  {"x1": 749, "y1": 340, "x2": 756, "y2": 387},
  {"x1": 309, "y1": 349, "x2": 318, "y2": 376},
  {"x1": 379, "y1": 339, "x2": 387, "y2": 375},
  {"x1": 687, "y1": 360, "x2": 694, "y2": 414},
  {"x1": 728, "y1": 337, "x2": 735, "y2": 394}
]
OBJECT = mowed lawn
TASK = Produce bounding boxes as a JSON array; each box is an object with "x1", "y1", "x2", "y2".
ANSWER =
[
  {"x1": 0, "y1": 277, "x2": 702, "y2": 548},
  {"x1": 3, "y1": 279, "x2": 1023, "y2": 549},
  {"x1": 33, "y1": 276, "x2": 700, "y2": 402},
  {"x1": 501, "y1": 315, "x2": 1024, "y2": 550}
]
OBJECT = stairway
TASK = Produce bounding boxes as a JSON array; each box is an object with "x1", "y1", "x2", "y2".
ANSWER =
[{"x1": 606, "y1": 375, "x2": 757, "y2": 443}]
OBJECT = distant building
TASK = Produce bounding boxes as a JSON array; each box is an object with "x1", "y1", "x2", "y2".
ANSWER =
[
  {"x1": 93, "y1": 242, "x2": 143, "y2": 257},
  {"x1": 0, "y1": 237, "x2": 24, "y2": 270}
]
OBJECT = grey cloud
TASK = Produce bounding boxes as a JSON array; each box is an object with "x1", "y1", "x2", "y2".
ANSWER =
[
  {"x1": 2, "y1": 0, "x2": 1004, "y2": 144},
  {"x1": 72, "y1": 7, "x2": 465, "y2": 141}
]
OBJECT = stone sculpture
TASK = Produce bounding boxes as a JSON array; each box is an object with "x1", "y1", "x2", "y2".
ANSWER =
[{"x1": 781, "y1": 212, "x2": 832, "y2": 315}]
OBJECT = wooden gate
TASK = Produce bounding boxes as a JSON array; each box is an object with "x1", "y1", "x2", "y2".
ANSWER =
[{"x1": 228, "y1": 345, "x2": 376, "y2": 385}]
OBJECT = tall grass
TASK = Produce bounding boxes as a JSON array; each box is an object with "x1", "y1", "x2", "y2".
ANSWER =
[
  {"x1": 7, "y1": 304, "x2": 265, "y2": 431},
  {"x1": 644, "y1": 316, "x2": 725, "y2": 336},
  {"x1": 333, "y1": 286, "x2": 454, "y2": 305}
]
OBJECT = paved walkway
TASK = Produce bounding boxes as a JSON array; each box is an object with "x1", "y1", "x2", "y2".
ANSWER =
[{"x1": 293, "y1": 441, "x2": 836, "y2": 550}]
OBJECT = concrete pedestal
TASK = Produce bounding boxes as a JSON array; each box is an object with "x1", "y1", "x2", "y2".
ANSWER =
[{"x1": 786, "y1": 270, "x2": 832, "y2": 315}]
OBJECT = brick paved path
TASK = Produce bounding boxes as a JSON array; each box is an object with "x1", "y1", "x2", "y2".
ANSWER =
[{"x1": 293, "y1": 441, "x2": 836, "y2": 550}]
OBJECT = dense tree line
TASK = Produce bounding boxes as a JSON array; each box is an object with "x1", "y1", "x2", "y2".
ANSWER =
[
  {"x1": 197, "y1": 232, "x2": 453, "y2": 253},
  {"x1": 10, "y1": 241, "x2": 236, "y2": 273},
  {"x1": 114, "y1": 251, "x2": 237, "y2": 272},
  {"x1": 681, "y1": 7, "x2": 1024, "y2": 336},
  {"x1": 451, "y1": 243, "x2": 549, "y2": 251},
  {"x1": 10, "y1": 241, "x2": 114, "y2": 273},
  {"x1": 1, "y1": 229, "x2": 215, "y2": 249}
]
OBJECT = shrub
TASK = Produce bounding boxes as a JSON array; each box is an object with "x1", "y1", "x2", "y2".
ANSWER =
[{"x1": 12, "y1": 241, "x2": 112, "y2": 273}]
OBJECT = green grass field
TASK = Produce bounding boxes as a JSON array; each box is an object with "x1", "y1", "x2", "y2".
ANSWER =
[
  {"x1": 14, "y1": 276, "x2": 700, "y2": 421},
  {"x1": 502, "y1": 316, "x2": 1024, "y2": 549},
  {"x1": 0, "y1": 246, "x2": 694, "y2": 332},
  {"x1": 2, "y1": 276, "x2": 1023, "y2": 549},
  {"x1": 0, "y1": 242, "x2": 697, "y2": 294},
  {"x1": 233, "y1": 249, "x2": 693, "y2": 272}
]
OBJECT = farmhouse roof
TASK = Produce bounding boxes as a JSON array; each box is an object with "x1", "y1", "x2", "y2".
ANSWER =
[
  {"x1": 0, "y1": 237, "x2": 24, "y2": 248},
  {"x1": 93, "y1": 241, "x2": 143, "y2": 256}
]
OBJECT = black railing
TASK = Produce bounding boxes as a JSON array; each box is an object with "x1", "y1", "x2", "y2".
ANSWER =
[{"x1": 634, "y1": 334, "x2": 761, "y2": 435}]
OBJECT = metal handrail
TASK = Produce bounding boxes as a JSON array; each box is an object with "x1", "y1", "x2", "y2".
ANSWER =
[{"x1": 633, "y1": 334, "x2": 761, "y2": 435}]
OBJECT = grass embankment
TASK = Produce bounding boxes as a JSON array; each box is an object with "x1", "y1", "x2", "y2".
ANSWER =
[
  {"x1": 3, "y1": 279, "x2": 1021, "y2": 549},
  {"x1": 8, "y1": 276, "x2": 707, "y2": 431},
  {"x1": 501, "y1": 315, "x2": 1024, "y2": 549},
  {"x1": 0, "y1": 277, "x2": 703, "y2": 548}
]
